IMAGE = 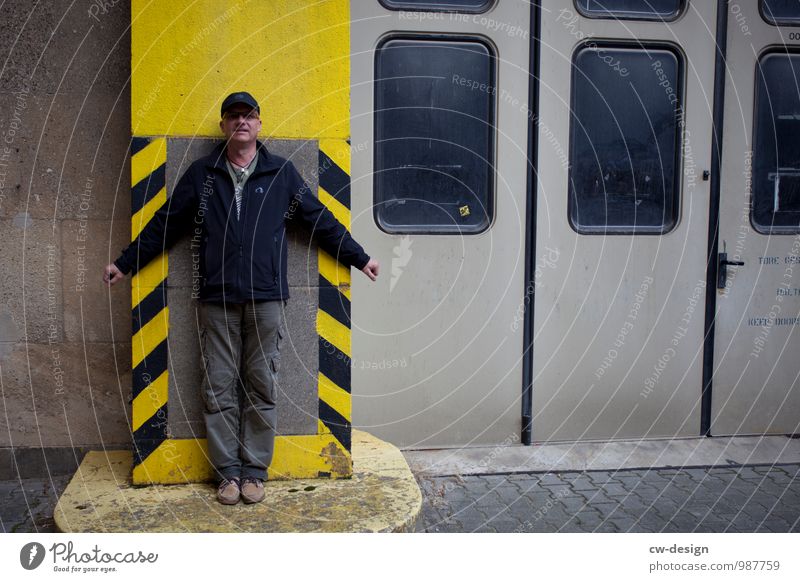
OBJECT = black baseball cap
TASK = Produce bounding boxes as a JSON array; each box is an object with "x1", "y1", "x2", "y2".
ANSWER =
[{"x1": 220, "y1": 91, "x2": 260, "y2": 117}]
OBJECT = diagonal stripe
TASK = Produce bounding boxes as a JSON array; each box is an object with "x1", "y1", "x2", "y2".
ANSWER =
[
  {"x1": 318, "y1": 335, "x2": 350, "y2": 393},
  {"x1": 132, "y1": 306, "x2": 169, "y2": 369},
  {"x1": 132, "y1": 428, "x2": 167, "y2": 466},
  {"x1": 132, "y1": 285, "x2": 167, "y2": 336},
  {"x1": 318, "y1": 249, "x2": 351, "y2": 299},
  {"x1": 318, "y1": 371, "x2": 351, "y2": 423},
  {"x1": 131, "y1": 253, "x2": 168, "y2": 294},
  {"x1": 132, "y1": 370, "x2": 168, "y2": 432},
  {"x1": 318, "y1": 186, "x2": 351, "y2": 230},
  {"x1": 132, "y1": 338, "x2": 168, "y2": 398},
  {"x1": 132, "y1": 163, "x2": 166, "y2": 215},
  {"x1": 319, "y1": 399, "x2": 351, "y2": 452},
  {"x1": 317, "y1": 309, "x2": 350, "y2": 358},
  {"x1": 319, "y1": 138, "x2": 350, "y2": 176},
  {"x1": 318, "y1": 150, "x2": 350, "y2": 208},
  {"x1": 131, "y1": 187, "x2": 167, "y2": 240},
  {"x1": 319, "y1": 275, "x2": 350, "y2": 328},
  {"x1": 131, "y1": 138, "x2": 167, "y2": 187},
  {"x1": 131, "y1": 137, "x2": 151, "y2": 157}
]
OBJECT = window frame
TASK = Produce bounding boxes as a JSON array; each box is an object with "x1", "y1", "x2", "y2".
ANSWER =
[
  {"x1": 750, "y1": 48, "x2": 800, "y2": 235},
  {"x1": 373, "y1": 33, "x2": 497, "y2": 235},
  {"x1": 379, "y1": 0, "x2": 495, "y2": 14},
  {"x1": 567, "y1": 40, "x2": 686, "y2": 236},
  {"x1": 760, "y1": 0, "x2": 800, "y2": 27},
  {"x1": 573, "y1": 0, "x2": 685, "y2": 22}
]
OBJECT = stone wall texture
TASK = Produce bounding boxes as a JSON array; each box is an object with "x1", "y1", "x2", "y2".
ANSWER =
[{"x1": 0, "y1": 1, "x2": 133, "y2": 449}]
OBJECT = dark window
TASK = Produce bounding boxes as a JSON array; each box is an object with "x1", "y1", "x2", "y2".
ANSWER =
[
  {"x1": 569, "y1": 45, "x2": 683, "y2": 234},
  {"x1": 575, "y1": 0, "x2": 683, "y2": 21},
  {"x1": 374, "y1": 37, "x2": 495, "y2": 234},
  {"x1": 752, "y1": 52, "x2": 800, "y2": 233},
  {"x1": 761, "y1": 0, "x2": 800, "y2": 25},
  {"x1": 380, "y1": 0, "x2": 494, "y2": 12}
]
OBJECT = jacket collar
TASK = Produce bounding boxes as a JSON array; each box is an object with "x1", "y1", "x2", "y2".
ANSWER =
[{"x1": 204, "y1": 140, "x2": 282, "y2": 174}]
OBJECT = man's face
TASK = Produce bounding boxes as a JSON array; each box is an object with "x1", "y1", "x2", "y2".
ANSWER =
[{"x1": 220, "y1": 105, "x2": 261, "y2": 145}]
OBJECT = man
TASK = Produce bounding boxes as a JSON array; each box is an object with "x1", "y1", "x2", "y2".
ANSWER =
[{"x1": 104, "y1": 91, "x2": 379, "y2": 505}]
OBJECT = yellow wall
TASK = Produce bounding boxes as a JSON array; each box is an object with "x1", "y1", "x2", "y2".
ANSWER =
[{"x1": 132, "y1": 0, "x2": 349, "y2": 139}]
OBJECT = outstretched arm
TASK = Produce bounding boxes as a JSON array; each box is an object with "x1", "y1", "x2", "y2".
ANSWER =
[
  {"x1": 290, "y1": 162, "x2": 378, "y2": 280},
  {"x1": 103, "y1": 164, "x2": 199, "y2": 287}
]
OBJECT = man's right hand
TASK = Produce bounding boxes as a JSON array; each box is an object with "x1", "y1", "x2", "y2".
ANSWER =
[{"x1": 103, "y1": 263, "x2": 125, "y2": 286}]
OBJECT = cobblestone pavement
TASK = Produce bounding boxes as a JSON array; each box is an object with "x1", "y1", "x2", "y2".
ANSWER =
[
  {"x1": 4, "y1": 465, "x2": 800, "y2": 533},
  {"x1": 414, "y1": 464, "x2": 800, "y2": 533},
  {"x1": 0, "y1": 475, "x2": 72, "y2": 533}
]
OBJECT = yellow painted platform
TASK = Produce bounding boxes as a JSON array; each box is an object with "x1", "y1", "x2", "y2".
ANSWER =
[{"x1": 54, "y1": 431, "x2": 421, "y2": 533}]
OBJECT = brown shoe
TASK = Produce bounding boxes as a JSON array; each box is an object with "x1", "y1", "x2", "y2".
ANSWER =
[
  {"x1": 240, "y1": 477, "x2": 265, "y2": 504},
  {"x1": 216, "y1": 477, "x2": 241, "y2": 505}
]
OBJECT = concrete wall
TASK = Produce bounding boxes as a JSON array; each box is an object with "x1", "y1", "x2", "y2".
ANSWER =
[
  {"x1": 165, "y1": 137, "x2": 323, "y2": 438},
  {"x1": 0, "y1": 1, "x2": 133, "y2": 470},
  {"x1": 0, "y1": 0, "x2": 354, "y2": 478}
]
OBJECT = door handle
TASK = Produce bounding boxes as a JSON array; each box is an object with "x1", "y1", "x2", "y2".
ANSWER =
[{"x1": 717, "y1": 252, "x2": 745, "y2": 289}]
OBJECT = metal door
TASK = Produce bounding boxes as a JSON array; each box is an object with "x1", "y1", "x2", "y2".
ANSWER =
[
  {"x1": 351, "y1": 0, "x2": 532, "y2": 446},
  {"x1": 533, "y1": 0, "x2": 719, "y2": 441},
  {"x1": 712, "y1": 0, "x2": 800, "y2": 435}
]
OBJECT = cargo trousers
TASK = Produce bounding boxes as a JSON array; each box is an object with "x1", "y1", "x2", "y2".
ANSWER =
[{"x1": 198, "y1": 300, "x2": 284, "y2": 482}]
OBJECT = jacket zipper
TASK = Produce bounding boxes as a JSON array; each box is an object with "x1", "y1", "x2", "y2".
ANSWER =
[{"x1": 238, "y1": 180, "x2": 249, "y2": 302}]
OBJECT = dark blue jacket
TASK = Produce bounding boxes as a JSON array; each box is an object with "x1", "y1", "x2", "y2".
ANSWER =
[{"x1": 115, "y1": 141, "x2": 369, "y2": 302}]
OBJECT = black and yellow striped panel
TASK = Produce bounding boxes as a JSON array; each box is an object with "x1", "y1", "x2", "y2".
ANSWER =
[
  {"x1": 129, "y1": 137, "x2": 170, "y2": 471},
  {"x1": 316, "y1": 139, "x2": 353, "y2": 453}
]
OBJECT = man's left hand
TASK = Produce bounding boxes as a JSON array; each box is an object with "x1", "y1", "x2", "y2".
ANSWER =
[{"x1": 361, "y1": 258, "x2": 379, "y2": 281}]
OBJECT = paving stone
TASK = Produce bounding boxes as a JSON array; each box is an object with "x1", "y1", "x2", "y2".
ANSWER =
[
  {"x1": 488, "y1": 487, "x2": 522, "y2": 507},
  {"x1": 581, "y1": 491, "x2": 617, "y2": 505},
  {"x1": 607, "y1": 517, "x2": 643, "y2": 532},
  {"x1": 591, "y1": 502, "x2": 622, "y2": 518},
  {"x1": 765, "y1": 470, "x2": 798, "y2": 486},
  {"x1": 480, "y1": 474, "x2": 512, "y2": 487},
  {"x1": 599, "y1": 482, "x2": 629, "y2": 497},
  {"x1": 558, "y1": 496, "x2": 592, "y2": 513},
  {"x1": 614, "y1": 474, "x2": 646, "y2": 488},
  {"x1": 567, "y1": 478, "x2": 597, "y2": 491},
  {"x1": 736, "y1": 467, "x2": 766, "y2": 481},
  {"x1": 537, "y1": 473, "x2": 567, "y2": 486},
  {"x1": 458, "y1": 512, "x2": 493, "y2": 532}
]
